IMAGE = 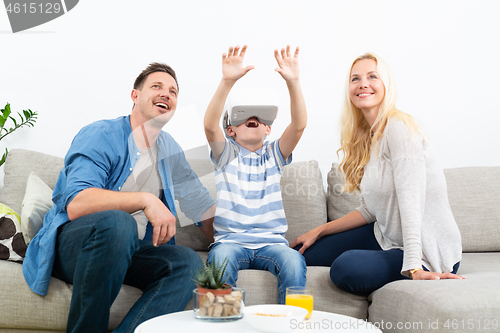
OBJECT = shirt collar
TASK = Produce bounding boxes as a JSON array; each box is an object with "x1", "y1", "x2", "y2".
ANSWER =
[{"x1": 233, "y1": 140, "x2": 265, "y2": 157}]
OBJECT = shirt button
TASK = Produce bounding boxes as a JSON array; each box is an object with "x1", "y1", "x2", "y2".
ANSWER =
[
  {"x1": 137, "y1": 152, "x2": 140, "y2": 156},
  {"x1": 129, "y1": 168, "x2": 133, "y2": 171},
  {"x1": 118, "y1": 187, "x2": 121, "y2": 191}
]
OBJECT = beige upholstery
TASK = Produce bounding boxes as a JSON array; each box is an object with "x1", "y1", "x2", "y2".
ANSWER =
[{"x1": 0, "y1": 149, "x2": 498, "y2": 332}]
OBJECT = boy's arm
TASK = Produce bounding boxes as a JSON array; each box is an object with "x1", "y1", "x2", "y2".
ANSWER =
[
  {"x1": 204, "y1": 45, "x2": 255, "y2": 162},
  {"x1": 274, "y1": 46, "x2": 307, "y2": 160}
]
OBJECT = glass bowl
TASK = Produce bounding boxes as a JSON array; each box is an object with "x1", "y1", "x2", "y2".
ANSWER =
[{"x1": 192, "y1": 287, "x2": 245, "y2": 321}]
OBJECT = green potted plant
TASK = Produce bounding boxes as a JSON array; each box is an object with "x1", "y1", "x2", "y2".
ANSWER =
[
  {"x1": 0, "y1": 103, "x2": 38, "y2": 166},
  {"x1": 193, "y1": 258, "x2": 232, "y2": 296},
  {"x1": 192, "y1": 258, "x2": 244, "y2": 318}
]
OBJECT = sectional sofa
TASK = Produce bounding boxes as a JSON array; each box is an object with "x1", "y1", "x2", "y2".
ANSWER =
[{"x1": 0, "y1": 149, "x2": 498, "y2": 332}]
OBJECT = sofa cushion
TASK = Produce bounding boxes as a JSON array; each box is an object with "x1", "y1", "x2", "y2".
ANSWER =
[
  {"x1": 192, "y1": 251, "x2": 370, "y2": 320},
  {"x1": 444, "y1": 167, "x2": 500, "y2": 252},
  {"x1": 281, "y1": 160, "x2": 327, "y2": 244},
  {"x1": 0, "y1": 204, "x2": 26, "y2": 261},
  {"x1": 21, "y1": 171, "x2": 54, "y2": 245},
  {"x1": 368, "y1": 252, "x2": 500, "y2": 332},
  {"x1": 326, "y1": 163, "x2": 361, "y2": 222},
  {"x1": 175, "y1": 159, "x2": 216, "y2": 251},
  {"x1": 175, "y1": 159, "x2": 328, "y2": 251},
  {"x1": 0, "y1": 149, "x2": 64, "y2": 214},
  {"x1": 0, "y1": 260, "x2": 142, "y2": 331}
]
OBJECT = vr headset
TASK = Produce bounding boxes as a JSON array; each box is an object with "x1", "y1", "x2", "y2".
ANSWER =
[{"x1": 222, "y1": 88, "x2": 279, "y2": 139}]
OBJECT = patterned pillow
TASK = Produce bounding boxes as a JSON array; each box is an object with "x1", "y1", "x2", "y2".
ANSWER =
[{"x1": 0, "y1": 203, "x2": 27, "y2": 262}]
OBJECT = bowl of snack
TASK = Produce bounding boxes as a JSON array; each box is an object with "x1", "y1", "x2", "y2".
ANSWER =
[{"x1": 243, "y1": 304, "x2": 308, "y2": 332}]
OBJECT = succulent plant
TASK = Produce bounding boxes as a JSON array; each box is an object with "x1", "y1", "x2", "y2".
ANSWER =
[{"x1": 193, "y1": 258, "x2": 231, "y2": 290}]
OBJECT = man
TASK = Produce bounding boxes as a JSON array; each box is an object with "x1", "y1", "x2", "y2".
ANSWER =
[{"x1": 23, "y1": 63, "x2": 216, "y2": 333}]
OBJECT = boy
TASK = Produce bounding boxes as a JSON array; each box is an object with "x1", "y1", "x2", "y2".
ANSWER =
[{"x1": 203, "y1": 45, "x2": 307, "y2": 304}]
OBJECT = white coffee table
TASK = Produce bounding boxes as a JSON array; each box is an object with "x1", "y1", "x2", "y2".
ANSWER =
[{"x1": 135, "y1": 309, "x2": 382, "y2": 332}]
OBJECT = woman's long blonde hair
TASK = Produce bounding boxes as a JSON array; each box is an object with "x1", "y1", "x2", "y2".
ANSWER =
[{"x1": 338, "y1": 53, "x2": 418, "y2": 193}]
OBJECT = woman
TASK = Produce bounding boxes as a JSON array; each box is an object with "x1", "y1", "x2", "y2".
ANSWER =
[{"x1": 290, "y1": 53, "x2": 464, "y2": 295}]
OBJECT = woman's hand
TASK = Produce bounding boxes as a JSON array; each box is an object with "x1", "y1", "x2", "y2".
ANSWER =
[
  {"x1": 221, "y1": 45, "x2": 255, "y2": 83},
  {"x1": 290, "y1": 212, "x2": 367, "y2": 255},
  {"x1": 290, "y1": 226, "x2": 322, "y2": 254},
  {"x1": 410, "y1": 269, "x2": 466, "y2": 280}
]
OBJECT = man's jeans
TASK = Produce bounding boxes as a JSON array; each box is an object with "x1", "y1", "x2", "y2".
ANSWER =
[
  {"x1": 53, "y1": 210, "x2": 202, "y2": 333},
  {"x1": 207, "y1": 243, "x2": 307, "y2": 304}
]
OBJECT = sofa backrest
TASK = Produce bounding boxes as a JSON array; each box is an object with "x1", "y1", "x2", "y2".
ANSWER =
[
  {"x1": 326, "y1": 163, "x2": 500, "y2": 253},
  {"x1": 2, "y1": 149, "x2": 498, "y2": 253},
  {"x1": 445, "y1": 166, "x2": 500, "y2": 252},
  {"x1": 0, "y1": 149, "x2": 328, "y2": 252},
  {"x1": 0, "y1": 149, "x2": 64, "y2": 214}
]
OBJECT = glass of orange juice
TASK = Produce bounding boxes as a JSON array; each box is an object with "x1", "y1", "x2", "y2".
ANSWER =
[{"x1": 285, "y1": 286, "x2": 313, "y2": 320}]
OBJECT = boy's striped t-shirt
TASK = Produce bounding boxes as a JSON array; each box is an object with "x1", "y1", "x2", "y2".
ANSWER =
[{"x1": 211, "y1": 139, "x2": 291, "y2": 249}]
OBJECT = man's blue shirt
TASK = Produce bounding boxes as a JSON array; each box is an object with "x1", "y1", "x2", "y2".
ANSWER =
[{"x1": 23, "y1": 116, "x2": 214, "y2": 296}]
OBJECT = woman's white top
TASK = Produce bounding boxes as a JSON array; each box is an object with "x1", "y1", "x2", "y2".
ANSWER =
[{"x1": 356, "y1": 118, "x2": 462, "y2": 275}]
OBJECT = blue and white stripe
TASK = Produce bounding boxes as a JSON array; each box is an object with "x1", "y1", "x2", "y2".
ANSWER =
[{"x1": 211, "y1": 139, "x2": 291, "y2": 249}]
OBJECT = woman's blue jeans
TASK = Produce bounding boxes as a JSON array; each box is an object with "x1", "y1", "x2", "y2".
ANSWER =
[
  {"x1": 297, "y1": 223, "x2": 459, "y2": 295},
  {"x1": 53, "y1": 210, "x2": 202, "y2": 333},
  {"x1": 207, "y1": 243, "x2": 307, "y2": 304}
]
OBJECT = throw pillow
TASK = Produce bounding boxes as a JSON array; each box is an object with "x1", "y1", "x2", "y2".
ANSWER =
[
  {"x1": 326, "y1": 163, "x2": 362, "y2": 221},
  {"x1": 0, "y1": 203, "x2": 27, "y2": 261},
  {"x1": 21, "y1": 171, "x2": 54, "y2": 245}
]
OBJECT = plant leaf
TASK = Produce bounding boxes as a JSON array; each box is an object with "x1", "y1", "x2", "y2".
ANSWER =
[
  {"x1": 9, "y1": 116, "x2": 17, "y2": 127},
  {"x1": 0, "y1": 148, "x2": 8, "y2": 167},
  {"x1": 2, "y1": 103, "x2": 11, "y2": 119},
  {"x1": 0, "y1": 103, "x2": 7, "y2": 128}
]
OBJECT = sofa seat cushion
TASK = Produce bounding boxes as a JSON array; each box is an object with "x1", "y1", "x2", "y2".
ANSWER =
[
  {"x1": 368, "y1": 252, "x2": 500, "y2": 332},
  {"x1": 234, "y1": 266, "x2": 369, "y2": 319},
  {"x1": 191, "y1": 252, "x2": 369, "y2": 320},
  {"x1": 0, "y1": 260, "x2": 142, "y2": 331}
]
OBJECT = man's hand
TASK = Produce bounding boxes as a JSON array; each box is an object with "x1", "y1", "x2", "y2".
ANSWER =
[
  {"x1": 222, "y1": 45, "x2": 255, "y2": 83},
  {"x1": 274, "y1": 45, "x2": 300, "y2": 83},
  {"x1": 142, "y1": 194, "x2": 176, "y2": 247}
]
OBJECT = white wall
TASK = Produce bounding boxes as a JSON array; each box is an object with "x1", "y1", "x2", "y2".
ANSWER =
[{"x1": 1, "y1": 0, "x2": 499, "y2": 190}]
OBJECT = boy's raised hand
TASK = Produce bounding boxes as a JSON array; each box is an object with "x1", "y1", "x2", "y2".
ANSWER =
[
  {"x1": 274, "y1": 45, "x2": 300, "y2": 82},
  {"x1": 222, "y1": 45, "x2": 255, "y2": 83}
]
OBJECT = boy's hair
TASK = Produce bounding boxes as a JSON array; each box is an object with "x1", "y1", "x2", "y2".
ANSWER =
[{"x1": 133, "y1": 62, "x2": 179, "y2": 91}]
